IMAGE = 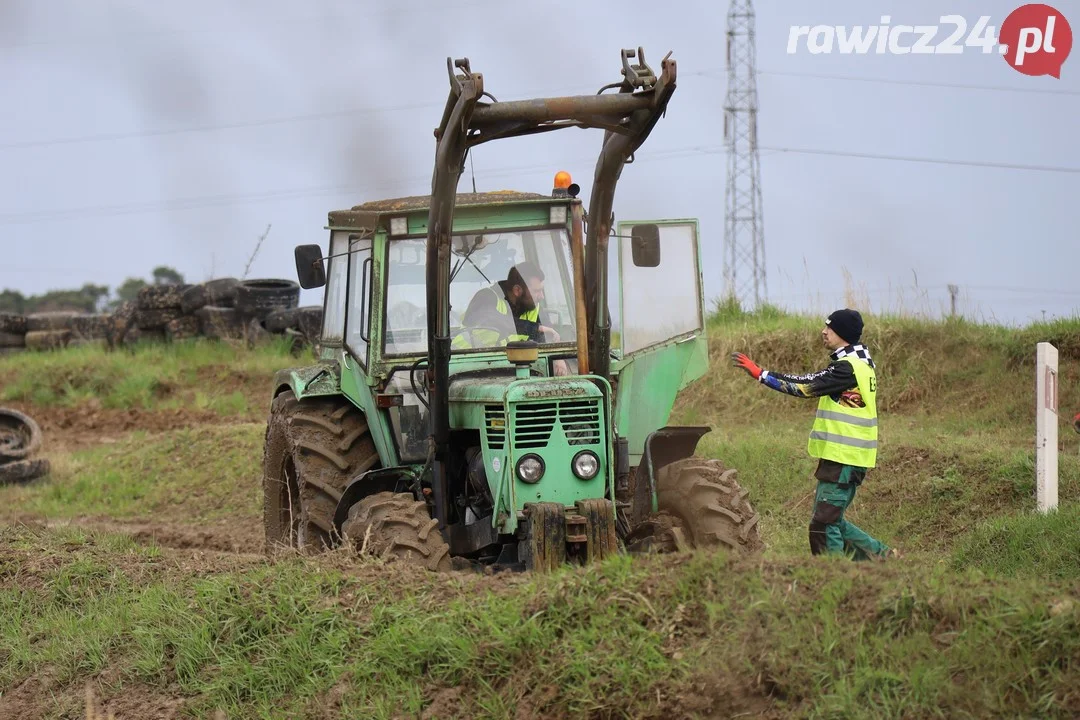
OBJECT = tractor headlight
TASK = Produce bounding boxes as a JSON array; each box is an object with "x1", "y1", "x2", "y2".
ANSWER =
[
  {"x1": 572, "y1": 450, "x2": 599, "y2": 480},
  {"x1": 389, "y1": 216, "x2": 408, "y2": 236},
  {"x1": 516, "y1": 454, "x2": 545, "y2": 484},
  {"x1": 549, "y1": 205, "x2": 568, "y2": 224}
]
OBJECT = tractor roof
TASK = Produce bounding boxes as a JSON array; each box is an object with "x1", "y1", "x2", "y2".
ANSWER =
[{"x1": 327, "y1": 191, "x2": 560, "y2": 229}]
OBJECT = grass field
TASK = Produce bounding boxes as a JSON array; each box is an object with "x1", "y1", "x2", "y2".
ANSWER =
[{"x1": 1, "y1": 312, "x2": 1078, "y2": 718}]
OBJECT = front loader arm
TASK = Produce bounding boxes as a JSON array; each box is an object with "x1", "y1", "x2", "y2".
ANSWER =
[
  {"x1": 425, "y1": 49, "x2": 677, "y2": 530},
  {"x1": 425, "y1": 58, "x2": 484, "y2": 530}
]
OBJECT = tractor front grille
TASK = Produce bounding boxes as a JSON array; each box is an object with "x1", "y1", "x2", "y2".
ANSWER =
[
  {"x1": 512, "y1": 398, "x2": 602, "y2": 450},
  {"x1": 484, "y1": 404, "x2": 506, "y2": 450},
  {"x1": 559, "y1": 399, "x2": 602, "y2": 446}
]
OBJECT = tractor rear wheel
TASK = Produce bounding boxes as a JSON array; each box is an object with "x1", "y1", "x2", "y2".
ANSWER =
[
  {"x1": 340, "y1": 491, "x2": 452, "y2": 572},
  {"x1": 626, "y1": 457, "x2": 762, "y2": 555},
  {"x1": 262, "y1": 390, "x2": 380, "y2": 553}
]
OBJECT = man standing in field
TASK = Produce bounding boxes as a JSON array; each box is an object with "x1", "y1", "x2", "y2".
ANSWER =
[{"x1": 730, "y1": 309, "x2": 898, "y2": 561}]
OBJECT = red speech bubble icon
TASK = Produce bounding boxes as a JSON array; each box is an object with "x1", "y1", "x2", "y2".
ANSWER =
[{"x1": 1001, "y1": 4, "x2": 1073, "y2": 78}]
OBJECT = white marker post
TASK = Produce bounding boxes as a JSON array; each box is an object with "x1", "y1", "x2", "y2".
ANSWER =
[{"x1": 1036, "y1": 342, "x2": 1059, "y2": 513}]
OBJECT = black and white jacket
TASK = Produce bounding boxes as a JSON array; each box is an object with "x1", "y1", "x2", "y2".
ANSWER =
[{"x1": 758, "y1": 344, "x2": 875, "y2": 404}]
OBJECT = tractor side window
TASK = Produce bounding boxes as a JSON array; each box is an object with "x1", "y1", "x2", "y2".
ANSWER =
[
  {"x1": 618, "y1": 222, "x2": 703, "y2": 354},
  {"x1": 321, "y1": 232, "x2": 350, "y2": 343},
  {"x1": 385, "y1": 239, "x2": 428, "y2": 355},
  {"x1": 607, "y1": 235, "x2": 623, "y2": 358},
  {"x1": 346, "y1": 238, "x2": 373, "y2": 364}
]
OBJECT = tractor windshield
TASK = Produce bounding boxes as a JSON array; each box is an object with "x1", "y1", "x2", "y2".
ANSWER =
[{"x1": 384, "y1": 228, "x2": 577, "y2": 356}]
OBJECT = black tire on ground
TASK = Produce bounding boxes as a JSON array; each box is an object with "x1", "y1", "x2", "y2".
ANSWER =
[
  {"x1": 122, "y1": 326, "x2": 165, "y2": 346},
  {"x1": 164, "y1": 316, "x2": 201, "y2": 342},
  {"x1": 0, "y1": 313, "x2": 27, "y2": 334},
  {"x1": 235, "y1": 279, "x2": 300, "y2": 320},
  {"x1": 341, "y1": 491, "x2": 452, "y2": 572},
  {"x1": 134, "y1": 308, "x2": 182, "y2": 330},
  {"x1": 264, "y1": 308, "x2": 301, "y2": 333},
  {"x1": 245, "y1": 317, "x2": 274, "y2": 347},
  {"x1": 205, "y1": 278, "x2": 240, "y2": 307},
  {"x1": 283, "y1": 328, "x2": 308, "y2": 355},
  {"x1": 180, "y1": 284, "x2": 209, "y2": 315},
  {"x1": 626, "y1": 457, "x2": 762, "y2": 555},
  {"x1": 0, "y1": 458, "x2": 50, "y2": 485},
  {"x1": 0, "y1": 408, "x2": 43, "y2": 462},
  {"x1": 195, "y1": 306, "x2": 245, "y2": 340},
  {"x1": 0, "y1": 332, "x2": 25, "y2": 348},
  {"x1": 26, "y1": 312, "x2": 78, "y2": 332},
  {"x1": 71, "y1": 313, "x2": 111, "y2": 340},
  {"x1": 262, "y1": 391, "x2": 380, "y2": 553},
  {"x1": 106, "y1": 301, "x2": 137, "y2": 347},
  {"x1": 24, "y1": 330, "x2": 70, "y2": 351},
  {"x1": 296, "y1": 306, "x2": 323, "y2": 342},
  {"x1": 136, "y1": 284, "x2": 185, "y2": 311}
]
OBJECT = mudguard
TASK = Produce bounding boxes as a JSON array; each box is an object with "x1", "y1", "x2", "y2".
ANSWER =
[
  {"x1": 332, "y1": 466, "x2": 420, "y2": 539},
  {"x1": 270, "y1": 362, "x2": 342, "y2": 403},
  {"x1": 641, "y1": 426, "x2": 711, "y2": 513}
]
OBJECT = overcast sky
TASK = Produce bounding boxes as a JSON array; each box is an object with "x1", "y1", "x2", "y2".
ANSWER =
[{"x1": 2, "y1": 0, "x2": 1077, "y2": 327}]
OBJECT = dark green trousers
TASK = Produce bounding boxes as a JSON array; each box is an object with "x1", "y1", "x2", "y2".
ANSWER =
[{"x1": 808, "y1": 460, "x2": 888, "y2": 559}]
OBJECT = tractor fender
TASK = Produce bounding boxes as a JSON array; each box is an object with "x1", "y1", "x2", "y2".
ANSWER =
[
  {"x1": 332, "y1": 466, "x2": 421, "y2": 539},
  {"x1": 641, "y1": 426, "x2": 712, "y2": 514},
  {"x1": 270, "y1": 362, "x2": 342, "y2": 404}
]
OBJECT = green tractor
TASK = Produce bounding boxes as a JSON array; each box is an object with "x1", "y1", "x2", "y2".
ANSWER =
[{"x1": 262, "y1": 48, "x2": 761, "y2": 571}]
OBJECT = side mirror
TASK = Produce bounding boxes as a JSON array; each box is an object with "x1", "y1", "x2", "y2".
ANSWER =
[
  {"x1": 294, "y1": 244, "x2": 326, "y2": 289},
  {"x1": 630, "y1": 224, "x2": 661, "y2": 267}
]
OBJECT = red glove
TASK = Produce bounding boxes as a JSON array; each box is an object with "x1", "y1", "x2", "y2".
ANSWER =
[{"x1": 731, "y1": 352, "x2": 762, "y2": 380}]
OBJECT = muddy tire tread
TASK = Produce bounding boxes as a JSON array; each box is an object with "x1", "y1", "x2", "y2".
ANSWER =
[
  {"x1": 341, "y1": 491, "x2": 452, "y2": 572},
  {"x1": 653, "y1": 457, "x2": 763, "y2": 554},
  {"x1": 262, "y1": 391, "x2": 379, "y2": 553}
]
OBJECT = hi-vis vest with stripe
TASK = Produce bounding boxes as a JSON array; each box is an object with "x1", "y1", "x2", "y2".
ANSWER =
[
  {"x1": 451, "y1": 285, "x2": 539, "y2": 349},
  {"x1": 807, "y1": 356, "x2": 878, "y2": 468}
]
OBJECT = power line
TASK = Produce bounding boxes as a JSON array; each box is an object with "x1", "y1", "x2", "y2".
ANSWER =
[
  {"x1": 0, "y1": 73, "x2": 718, "y2": 151},
  {"x1": 758, "y1": 145, "x2": 1080, "y2": 175},
  {"x1": 753, "y1": 69, "x2": 1080, "y2": 97},
  {"x1": 767, "y1": 284, "x2": 1080, "y2": 299},
  {"x1": 2, "y1": 66, "x2": 1073, "y2": 152},
  {"x1": 7, "y1": 65, "x2": 1078, "y2": 154},
  {"x1": 1, "y1": 141, "x2": 1078, "y2": 227},
  {"x1": 0, "y1": 0, "x2": 502, "y2": 51},
  {"x1": 0, "y1": 103, "x2": 433, "y2": 151},
  {"x1": 0, "y1": 144, "x2": 723, "y2": 227}
]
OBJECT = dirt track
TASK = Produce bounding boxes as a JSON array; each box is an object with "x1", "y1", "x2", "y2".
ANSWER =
[{"x1": 1, "y1": 397, "x2": 266, "y2": 560}]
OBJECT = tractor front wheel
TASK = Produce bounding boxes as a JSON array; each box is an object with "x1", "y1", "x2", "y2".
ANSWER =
[
  {"x1": 341, "y1": 491, "x2": 453, "y2": 572},
  {"x1": 626, "y1": 457, "x2": 762, "y2": 555}
]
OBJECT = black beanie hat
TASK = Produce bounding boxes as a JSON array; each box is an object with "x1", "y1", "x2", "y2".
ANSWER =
[{"x1": 826, "y1": 308, "x2": 863, "y2": 345}]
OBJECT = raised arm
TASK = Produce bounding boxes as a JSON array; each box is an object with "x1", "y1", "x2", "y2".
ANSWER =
[{"x1": 731, "y1": 352, "x2": 857, "y2": 399}]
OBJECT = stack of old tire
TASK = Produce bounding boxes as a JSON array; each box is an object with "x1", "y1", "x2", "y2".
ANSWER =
[
  {"x1": 0, "y1": 310, "x2": 113, "y2": 353},
  {"x1": 179, "y1": 277, "x2": 317, "y2": 347},
  {"x1": 0, "y1": 277, "x2": 322, "y2": 354},
  {"x1": 0, "y1": 313, "x2": 27, "y2": 356},
  {"x1": 0, "y1": 408, "x2": 49, "y2": 486}
]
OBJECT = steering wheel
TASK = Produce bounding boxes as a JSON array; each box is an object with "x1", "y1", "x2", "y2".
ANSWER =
[{"x1": 450, "y1": 325, "x2": 508, "y2": 347}]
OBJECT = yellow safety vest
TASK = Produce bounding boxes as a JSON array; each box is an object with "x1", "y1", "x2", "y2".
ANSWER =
[
  {"x1": 807, "y1": 356, "x2": 878, "y2": 468},
  {"x1": 451, "y1": 286, "x2": 539, "y2": 349}
]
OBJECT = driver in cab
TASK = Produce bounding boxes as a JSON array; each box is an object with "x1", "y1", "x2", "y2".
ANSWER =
[{"x1": 453, "y1": 262, "x2": 571, "y2": 375}]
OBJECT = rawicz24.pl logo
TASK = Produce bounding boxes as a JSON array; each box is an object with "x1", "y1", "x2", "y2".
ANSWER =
[{"x1": 787, "y1": 4, "x2": 1073, "y2": 78}]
